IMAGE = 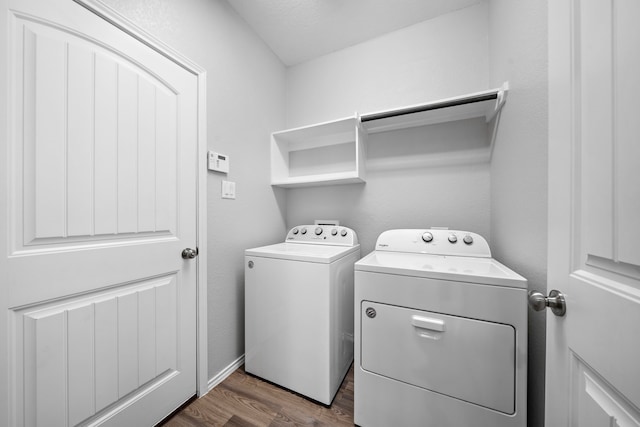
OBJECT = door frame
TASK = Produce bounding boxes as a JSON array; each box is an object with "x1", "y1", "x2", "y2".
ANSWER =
[{"x1": 546, "y1": 0, "x2": 572, "y2": 423}]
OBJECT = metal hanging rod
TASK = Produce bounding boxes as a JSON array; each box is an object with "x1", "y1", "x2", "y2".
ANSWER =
[{"x1": 360, "y1": 92, "x2": 499, "y2": 123}]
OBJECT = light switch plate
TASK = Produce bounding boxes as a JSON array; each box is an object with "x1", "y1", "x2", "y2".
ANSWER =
[{"x1": 222, "y1": 180, "x2": 235, "y2": 199}]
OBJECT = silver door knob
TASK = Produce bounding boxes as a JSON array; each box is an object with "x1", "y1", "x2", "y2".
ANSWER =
[
  {"x1": 181, "y1": 248, "x2": 198, "y2": 259},
  {"x1": 528, "y1": 290, "x2": 566, "y2": 316}
]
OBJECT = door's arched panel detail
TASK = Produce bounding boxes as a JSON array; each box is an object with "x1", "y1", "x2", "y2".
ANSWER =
[{"x1": 12, "y1": 16, "x2": 179, "y2": 251}]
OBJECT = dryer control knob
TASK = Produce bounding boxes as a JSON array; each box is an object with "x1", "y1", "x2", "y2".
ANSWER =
[
  {"x1": 340, "y1": 229, "x2": 348, "y2": 237},
  {"x1": 331, "y1": 228, "x2": 338, "y2": 236},
  {"x1": 301, "y1": 228, "x2": 307, "y2": 235},
  {"x1": 422, "y1": 232, "x2": 433, "y2": 243},
  {"x1": 463, "y1": 235, "x2": 474, "y2": 245},
  {"x1": 315, "y1": 227, "x2": 323, "y2": 235},
  {"x1": 292, "y1": 228, "x2": 299, "y2": 235},
  {"x1": 448, "y1": 234, "x2": 458, "y2": 243}
]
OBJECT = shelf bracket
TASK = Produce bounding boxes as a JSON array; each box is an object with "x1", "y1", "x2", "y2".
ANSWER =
[{"x1": 486, "y1": 81, "x2": 509, "y2": 123}]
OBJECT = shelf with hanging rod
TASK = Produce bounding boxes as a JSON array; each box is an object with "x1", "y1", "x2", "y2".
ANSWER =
[
  {"x1": 270, "y1": 82, "x2": 508, "y2": 188},
  {"x1": 360, "y1": 82, "x2": 508, "y2": 134}
]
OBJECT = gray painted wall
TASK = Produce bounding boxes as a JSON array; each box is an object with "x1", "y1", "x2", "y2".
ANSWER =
[
  {"x1": 101, "y1": 0, "x2": 288, "y2": 378},
  {"x1": 286, "y1": 3, "x2": 490, "y2": 128},
  {"x1": 285, "y1": 3, "x2": 493, "y2": 255},
  {"x1": 489, "y1": 1, "x2": 548, "y2": 426},
  {"x1": 99, "y1": 6, "x2": 550, "y2": 426}
]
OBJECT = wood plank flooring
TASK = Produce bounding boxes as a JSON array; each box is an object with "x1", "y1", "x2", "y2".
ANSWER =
[{"x1": 161, "y1": 365, "x2": 355, "y2": 426}]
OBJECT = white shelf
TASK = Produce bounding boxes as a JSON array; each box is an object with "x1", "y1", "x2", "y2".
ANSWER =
[
  {"x1": 270, "y1": 83, "x2": 508, "y2": 188},
  {"x1": 360, "y1": 83, "x2": 508, "y2": 134},
  {"x1": 271, "y1": 171, "x2": 365, "y2": 188},
  {"x1": 270, "y1": 116, "x2": 366, "y2": 188}
]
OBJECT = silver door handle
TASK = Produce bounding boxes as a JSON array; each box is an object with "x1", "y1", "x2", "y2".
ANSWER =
[
  {"x1": 528, "y1": 290, "x2": 566, "y2": 316},
  {"x1": 182, "y1": 248, "x2": 198, "y2": 259}
]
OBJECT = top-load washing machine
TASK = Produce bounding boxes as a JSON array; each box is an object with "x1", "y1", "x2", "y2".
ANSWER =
[
  {"x1": 245, "y1": 224, "x2": 360, "y2": 405},
  {"x1": 354, "y1": 229, "x2": 527, "y2": 427}
]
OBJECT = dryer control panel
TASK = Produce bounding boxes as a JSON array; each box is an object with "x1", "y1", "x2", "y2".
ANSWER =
[
  {"x1": 286, "y1": 225, "x2": 358, "y2": 246},
  {"x1": 375, "y1": 228, "x2": 491, "y2": 258}
]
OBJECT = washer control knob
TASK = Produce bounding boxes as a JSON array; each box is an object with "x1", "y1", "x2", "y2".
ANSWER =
[
  {"x1": 463, "y1": 235, "x2": 474, "y2": 245},
  {"x1": 292, "y1": 228, "x2": 299, "y2": 235},
  {"x1": 301, "y1": 228, "x2": 307, "y2": 235},
  {"x1": 340, "y1": 229, "x2": 348, "y2": 237},
  {"x1": 448, "y1": 234, "x2": 458, "y2": 244},
  {"x1": 315, "y1": 227, "x2": 323, "y2": 236},
  {"x1": 422, "y1": 232, "x2": 433, "y2": 243},
  {"x1": 331, "y1": 228, "x2": 338, "y2": 236}
]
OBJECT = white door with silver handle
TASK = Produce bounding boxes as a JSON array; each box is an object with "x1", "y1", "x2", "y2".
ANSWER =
[
  {"x1": 0, "y1": 0, "x2": 201, "y2": 424},
  {"x1": 547, "y1": 1, "x2": 640, "y2": 425}
]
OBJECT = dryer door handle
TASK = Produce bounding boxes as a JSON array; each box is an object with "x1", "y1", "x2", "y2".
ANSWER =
[{"x1": 411, "y1": 315, "x2": 446, "y2": 332}]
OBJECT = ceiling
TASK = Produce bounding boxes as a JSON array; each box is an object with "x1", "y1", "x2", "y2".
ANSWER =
[{"x1": 226, "y1": 0, "x2": 483, "y2": 66}]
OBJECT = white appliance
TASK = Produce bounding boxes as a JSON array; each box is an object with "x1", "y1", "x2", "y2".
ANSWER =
[
  {"x1": 354, "y1": 229, "x2": 527, "y2": 427},
  {"x1": 245, "y1": 224, "x2": 360, "y2": 405}
]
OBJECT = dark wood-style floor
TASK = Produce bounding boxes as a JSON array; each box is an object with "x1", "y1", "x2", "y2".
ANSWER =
[{"x1": 162, "y1": 365, "x2": 355, "y2": 426}]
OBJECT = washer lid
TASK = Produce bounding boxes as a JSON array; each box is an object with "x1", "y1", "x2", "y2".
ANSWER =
[
  {"x1": 355, "y1": 251, "x2": 526, "y2": 288},
  {"x1": 246, "y1": 242, "x2": 360, "y2": 263}
]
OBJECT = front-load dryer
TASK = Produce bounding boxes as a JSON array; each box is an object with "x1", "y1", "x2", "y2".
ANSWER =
[
  {"x1": 245, "y1": 224, "x2": 360, "y2": 405},
  {"x1": 354, "y1": 229, "x2": 527, "y2": 427}
]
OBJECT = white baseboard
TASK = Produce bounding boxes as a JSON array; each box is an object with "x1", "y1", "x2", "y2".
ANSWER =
[{"x1": 206, "y1": 354, "x2": 245, "y2": 393}]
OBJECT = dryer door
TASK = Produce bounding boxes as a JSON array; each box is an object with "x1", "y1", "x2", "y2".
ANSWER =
[{"x1": 360, "y1": 301, "x2": 516, "y2": 414}]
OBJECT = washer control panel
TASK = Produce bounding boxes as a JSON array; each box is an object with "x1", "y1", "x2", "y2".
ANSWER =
[
  {"x1": 287, "y1": 225, "x2": 358, "y2": 246},
  {"x1": 376, "y1": 228, "x2": 490, "y2": 257}
]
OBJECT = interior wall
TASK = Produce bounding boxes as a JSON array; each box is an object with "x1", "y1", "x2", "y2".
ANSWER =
[
  {"x1": 285, "y1": 2, "x2": 492, "y2": 255},
  {"x1": 100, "y1": 0, "x2": 288, "y2": 379},
  {"x1": 286, "y1": 3, "x2": 490, "y2": 129},
  {"x1": 488, "y1": 1, "x2": 548, "y2": 427}
]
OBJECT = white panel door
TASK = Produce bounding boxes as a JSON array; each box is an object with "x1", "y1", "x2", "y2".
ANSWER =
[
  {"x1": 548, "y1": 0, "x2": 640, "y2": 426},
  {"x1": 0, "y1": 0, "x2": 200, "y2": 425}
]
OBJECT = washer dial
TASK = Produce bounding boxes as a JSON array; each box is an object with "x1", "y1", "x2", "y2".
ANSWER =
[{"x1": 422, "y1": 232, "x2": 434, "y2": 243}]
